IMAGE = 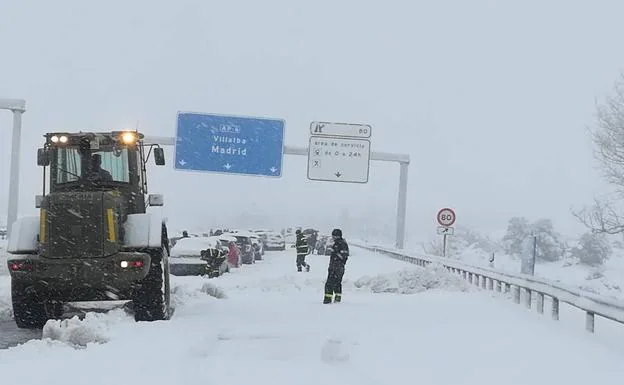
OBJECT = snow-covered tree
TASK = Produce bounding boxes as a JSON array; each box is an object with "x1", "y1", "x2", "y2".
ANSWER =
[
  {"x1": 502, "y1": 217, "x2": 565, "y2": 261},
  {"x1": 502, "y1": 217, "x2": 531, "y2": 255},
  {"x1": 531, "y1": 219, "x2": 566, "y2": 262},
  {"x1": 571, "y1": 232, "x2": 612, "y2": 266}
]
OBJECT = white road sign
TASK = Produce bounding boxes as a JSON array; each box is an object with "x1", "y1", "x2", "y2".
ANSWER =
[
  {"x1": 437, "y1": 208, "x2": 456, "y2": 227},
  {"x1": 437, "y1": 226, "x2": 454, "y2": 235},
  {"x1": 310, "y1": 121, "x2": 372, "y2": 139},
  {"x1": 307, "y1": 136, "x2": 371, "y2": 183}
]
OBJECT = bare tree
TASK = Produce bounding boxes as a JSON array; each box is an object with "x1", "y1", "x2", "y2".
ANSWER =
[
  {"x1": 574, "y1": 74, "x2": 624, "y2": 234},
  {"x1": 572, "y1": 198, "x2": 624, "y2": 234}
]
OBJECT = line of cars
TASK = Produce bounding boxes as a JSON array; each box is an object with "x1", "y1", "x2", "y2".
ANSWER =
[{"x1": 167, "y1": 229, "x2": 286, "y2": 278}]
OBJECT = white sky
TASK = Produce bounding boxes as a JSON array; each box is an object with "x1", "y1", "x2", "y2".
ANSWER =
[{"x1": 1, "y1": 0, "x2": 624, "y2": 243}]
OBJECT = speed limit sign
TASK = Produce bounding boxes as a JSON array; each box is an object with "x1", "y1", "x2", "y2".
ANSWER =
[{"x1": 437, "y1": 208, "x2": 456, "y2": 227}]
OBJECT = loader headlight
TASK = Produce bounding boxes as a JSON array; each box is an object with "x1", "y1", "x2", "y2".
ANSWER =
[
  {"x1": 120, "y1": 131, "x2": 137, "y2": 144},
  {"x1": 50, "y1": 135, "x2": 68, "y2": 144}
]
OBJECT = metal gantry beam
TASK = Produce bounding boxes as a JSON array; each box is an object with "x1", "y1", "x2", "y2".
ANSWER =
[
  {"x1": 145, "y1": 136, "x2": 410, "y2": 249},
  {"x1": 0, "y1": 99, "x2": 26, "y2": 239}
]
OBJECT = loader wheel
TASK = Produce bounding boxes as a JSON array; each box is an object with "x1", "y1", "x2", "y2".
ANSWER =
[
  {"x1": 133, "y1": 245, "x2": 171, "y2": 322},
  {"x1": 11, "y1": 280, "x2": 48, "y2": 329}
]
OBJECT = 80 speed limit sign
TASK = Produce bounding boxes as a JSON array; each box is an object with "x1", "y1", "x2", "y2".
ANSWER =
[{"x1": 437, "y1": 208, "x2": 456, "y2": 227}]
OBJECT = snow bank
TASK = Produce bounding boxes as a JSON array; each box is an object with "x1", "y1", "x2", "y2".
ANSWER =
[
  {"x1": 170, "y1": 276, "x2": 228, "y2": 309},
  {"x1": 354, "y1": 263, "x2": 471, "y2": 294},
  {"x1": 200, "y1": 282, "x2": 228, "y2": 299},
  {"x1": 41, "y1": 309, "x2": 131, "y2": 348},
  {"x1": 0, "y1": 276, "x2": 12, "y2": 322}
]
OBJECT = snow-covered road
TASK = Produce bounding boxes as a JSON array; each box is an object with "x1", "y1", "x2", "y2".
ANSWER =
[{"x1": 0, "y1": 247, "x2": 622, "y2": 384}]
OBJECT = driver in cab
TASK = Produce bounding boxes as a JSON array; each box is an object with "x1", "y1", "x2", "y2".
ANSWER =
[{"x1": 87, "y1": 154, "x2": 113, "y2": 182}]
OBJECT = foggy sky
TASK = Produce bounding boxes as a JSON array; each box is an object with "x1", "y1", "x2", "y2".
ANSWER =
[{"x1": 1, "y1": 0, "x2": 623, "y2": 244}]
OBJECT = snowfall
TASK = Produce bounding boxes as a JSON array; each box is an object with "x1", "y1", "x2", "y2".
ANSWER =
[{"x1": 0, "y1": 238, "x2": 623, "y2": 385}]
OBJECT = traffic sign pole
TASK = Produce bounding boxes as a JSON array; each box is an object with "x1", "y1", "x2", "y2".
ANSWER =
[{"x1": 436, "y1": 208, "x2": 456, "y2": 258}]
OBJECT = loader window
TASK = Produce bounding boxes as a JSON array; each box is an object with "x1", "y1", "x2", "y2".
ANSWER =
[
  {"x1": 54, "y1": 147, "x2": 130, "y2": 185},
  {"x1": 93, "y1": 150, "x2": 130, "y2": 183},
  {"x1": 55, "y1": 148, "x2": 82, "y2": 184}
]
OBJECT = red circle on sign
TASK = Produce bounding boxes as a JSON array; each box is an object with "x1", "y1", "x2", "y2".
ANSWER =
[{"x1": 437, "y1": 208, "x2": 456, "y2": 227}]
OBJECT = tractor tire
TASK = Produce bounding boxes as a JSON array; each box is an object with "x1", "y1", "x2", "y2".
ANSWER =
[
  {"x1": 11, "y1": 280, "x2": 48, "y2": 329},
  {"x1": 133, "y1": 228, "x2": 171, "y2": 322}
]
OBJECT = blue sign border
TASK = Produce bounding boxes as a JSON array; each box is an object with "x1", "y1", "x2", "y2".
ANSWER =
[{"x1": 173, "y1": 111, "x2": 285, "y2": 178}]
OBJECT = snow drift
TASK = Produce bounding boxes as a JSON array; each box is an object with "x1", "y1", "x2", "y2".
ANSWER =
[
  {"x1": 354, "y1": 263, "x2": 471, "y2": 294},
  {"x1": 41, "y1": 309, "x2": 131, "y2": 348}
]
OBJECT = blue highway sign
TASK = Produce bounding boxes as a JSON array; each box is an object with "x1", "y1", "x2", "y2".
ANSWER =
[{"x1": 174, "y1": 112, "x2": 285, "y2": 177}]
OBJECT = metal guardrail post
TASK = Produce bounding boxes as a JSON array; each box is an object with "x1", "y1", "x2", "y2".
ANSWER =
[
  {"x1": 586, "y1": 312, "x2": 595, "y2": 333},
  {"x1": 537, "y1": 293, "x2": 544, "y2": 314},
  {"x1": 552, "y1": 297, "x2": 559, "y2": 320},
  {"x1": 514, "y1": 286, "x2": 521, "y2": 304},
  {"x1": 525, "y1": 289, "x2": 532, "y2": 309}
]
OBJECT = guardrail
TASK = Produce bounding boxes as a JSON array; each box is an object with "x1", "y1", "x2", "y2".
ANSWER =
[{"x1": 353, "y1": 242, "x2": 624, "y2": 333}]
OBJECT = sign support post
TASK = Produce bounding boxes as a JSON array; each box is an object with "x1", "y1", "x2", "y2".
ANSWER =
[{"x1": 0, "y1": 98, "x2": 26, "y2": 239}]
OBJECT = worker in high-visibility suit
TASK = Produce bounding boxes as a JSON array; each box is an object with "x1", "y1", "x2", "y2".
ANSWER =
[{"x1": 295, "y1": 229, "x2": 310, "y2": 272}]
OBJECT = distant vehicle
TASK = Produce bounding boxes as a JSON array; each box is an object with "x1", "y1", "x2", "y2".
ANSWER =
[
  {"x1": 316, "y1": 235, "x2": 333, "y2": 256},
  {"x1": 224, "y1": 232, "x2": 255, "y2": 264},
  {"x1": 250, "y1": 229, "x2": 270, "y2": 250},
  {"x1": 264, "y1": 231, "x2": 286, "y2": 251},
  {"x1": 249, "y1": 233, "x2": 264, "y2": 261},
  {"x1": 169, "y1": 236, "x2": 230, "y2": 277}
]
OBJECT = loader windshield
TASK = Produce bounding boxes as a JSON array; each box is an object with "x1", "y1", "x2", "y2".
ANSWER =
[{"x1": 55, "y1": 146, "x2": 130, "y2": 185}]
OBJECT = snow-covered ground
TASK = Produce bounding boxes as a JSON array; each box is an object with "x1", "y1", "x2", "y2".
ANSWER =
[{"x1": 0, "y1": 245, "x2": 622, "y2": 385}]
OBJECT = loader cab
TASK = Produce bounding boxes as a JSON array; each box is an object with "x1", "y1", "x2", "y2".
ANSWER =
[{"x1": 37, "y1": 131, "x2": 165, "y2": 215}]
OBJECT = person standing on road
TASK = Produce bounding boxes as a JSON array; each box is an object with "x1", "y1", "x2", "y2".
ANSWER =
[
  {"x1": 323, "y1": 228, "x2": 349, "y2": 304},
  {"x1": 295, "y1": 229, "x2": 310, "y2": 272}
]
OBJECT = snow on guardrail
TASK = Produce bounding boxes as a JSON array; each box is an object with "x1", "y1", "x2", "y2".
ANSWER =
[{"x1": 352, "y1": 241, "x2": 624, "y2": 333}]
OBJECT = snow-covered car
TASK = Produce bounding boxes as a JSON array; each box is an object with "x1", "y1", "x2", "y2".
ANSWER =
[
  {"x1": 169, "y1": 236, "x2": 230, "y2": 277},
  {"x1": 316, "y1": 235, "x2": 333, "y2": 256},
  {"x1": 249, "y1": 233, "x2": 264, "y2": 260},
  {"x1": 264, "y1": 231, "x2": 286, "y2": 251}
]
